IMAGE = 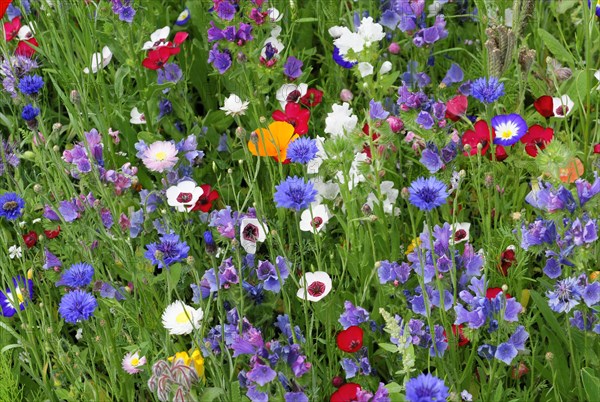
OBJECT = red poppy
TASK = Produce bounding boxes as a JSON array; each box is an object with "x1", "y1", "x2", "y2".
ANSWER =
[
  {"x1": 511, "y1": 362, "x2": 529, "y2": 379},
  {"x1": 190, "y1": 184, "x2": 220, "y2": 212},
  {"x1": 300, "y1": 88, "x2": 324, "y2": 107},
  {"x1": 594, "y1": 144, "x2": 600, "y2": 154},
  {"x1": 0, "y1": 1, "x2": 11, "y2": 20},
  {"x1": 336, "y1": 326, "x2": 363, "y2": 353},
  {"x1": 494, "y1": 145, "x2": 508, "y2": 162},
  {"x1": 16, "y1": 37, "x2": 38, "y2": 58},
  {"x1": 462, "y1": 120, "x2": 491, "y2": 156},
  {"x1": 485, "y1": 288, "x2": 511, "y2": 300},
  {"x1": 519, "y1": 124, "x2": 554, "y2": 157},
  {"x1": 173, "y1": 31, "x2": 189, "y2": 46},
  {"x1": 272, "y1": 102, "x2": 310, "y2": 135},
  {"x1": 443, "y1": 324, "x2": 469, "y2": 347},
  {"x1": 22, "y1": 230, "x2": 37, "y2": 248},
  {"x1": 44, "y1": 226, "x2": 61, "y2": 239},
  {"x1": 4, "y1": 17, "x2": 20, "y2": 41},
  {"x1": 142, "y1": 46, "x2": 179, "y2": 70},
  {"x1": 499, "y1": 248, "x2": 516, "y2": 276},
  {"x1": 445, "y1": 95, "x2": 468, "y2": 122},
  {"x1": 330, "y1": 383, "x2": 361, "y2": 402},
  {"x1": 533, "y1": 96, "x2": 554, "y2": 118}
]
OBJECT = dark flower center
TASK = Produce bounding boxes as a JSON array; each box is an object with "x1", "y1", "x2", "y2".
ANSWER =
[
  {"x1": 242, "y1": 224, "x2": 259, "y2": 242},
  {"x1": 556, "y1": 106, "x2": 568, "y2": 116},
  {"x1": 286, "y1": 90, "x2": 301, "y2": 103},
  {"x1": 3, "y1": 201, "x2": 18, "y2": 211},
  {"x1": 312, "y1": 217, "x2": 323, "y2": 228},
  {"x1": 176, "y1": 192, "x2": 193, "y2": 203},
  {"x1": 417, "y1": 188, "x2": 436, "y2": 204},
  {"x1": 307, "y1": 281, "x2": 325, "y2": 297},
  {"x1": 349, "y1": 340, "x2": 360, "y2": 350},
  {"x1": 454, "y1": 229, "x2": 467, "y2": 242},
  {"x1": 158, "y1": 241, "x2": 179, "y2": 260}
]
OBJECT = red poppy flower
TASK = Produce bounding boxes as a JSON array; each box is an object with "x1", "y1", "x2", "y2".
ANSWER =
[
  {"x1": 445, "y1": 95, "x2": 468, "y2": 122},
  {"x1": 594, "y1": 144, "x2": 600, "y2": 154},
  {"x1": 4, "y1": 17, "x2": 21, "y2": 41},
  {"x1": 499, "y1": 247, "x2": 516, "y2": 276},
  {"x1": 16, "y1": 37, "x2": 38, "y2": 58},
  {"x1": 22, "y1": 230, "x2": 37, "y2": 248},
  {"x1": 494, "y1": 145, "x2": 508, "y2": 162},
  {"x1": 300, "y1": 88, "x2": 324, "y2": 107},
  {"x1": 330, "y1": 383, "x2": 361, "y2": 402},
  {"x1": 519, "y1": 124, "x2": 554, "y2": 157},
  {"x1": 44, "y1": 226, "x2": 61, "y2": 239},
  {"x1": 142, "y1": 46, "x2": 179, "y2": 70},
  {"x1": 533, "y1": 96, "x2": 554, "y2": 118},
  {"x1": 0, "y1": 1, "x2": 11, "y2": 20},
  {"x1": 190, "y1": 184, "x2": 220, "y2": 212},
  {"x1": 486, "y1": 288, "x2": 511, "y2": 300},
  {"x1": 462, "y1": 120, "x2": 491, "y2": 156},
  {"x1": 443, "y1": 324, "x2": 469, "y2": 347},
  {"x1": 272, "y1": 102, "x2": 310, "y2": 135},
  {"x1": 173, "y1": 31, "x2": 189, "y2": 46},
  {"x1": 336, "y1": 326, "x2": 363, "y2": 353}
]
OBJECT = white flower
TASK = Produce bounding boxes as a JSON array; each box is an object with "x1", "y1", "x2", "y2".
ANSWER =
[
  {"x1": 75, "y1": 328, "x2": 83, "y2": 341},
  {"x1": 270, "y1": 25, "x2": 282, "y2": 38},
  {"x1": 275, "y1": 83, "x2": 308, "y2": 109},
  {"x1": 307, "y1": 136, "x2": 327, "y2": 174},
  {"x1": 9, "y1": 245, "x2": 22, "y2": 259},
  {"x1": 31, "y1": 218, "x2": 41, "y2": 224},
  {"x1": 333, "y1": 17, "x2": 385, "y2": 62},
  {"x1": 357, "y1": 17, "x2": 385, "y2": 44},
  {"x1": 297, "y1": 271, "x2": 332, "y2": 302},
  {"x1": 166, "y1": 181, "x2": 204, "y2": 212},
  {"x1": 240, "y1": 218, "x2": 268, "y2": 254},
  {"x1": 379, "y1": 61, "x2": 392, "y2": 75},
  {"x1": 17, "y1": 24, "x2": 35, "y2": 41},
  {"x1": 130, "y1": 107, "x2": 146, "y2": 124},
  {"x1": 162, "y1": 301, "x2": 204, "y2": 335},
  {"x1": 335, "y1": 152, "x2": 369, "y2": 190},
  {"x1": 366, "y1": 181, "x2": 399, "y2": 216},
  {"x1": 267, "y1": 8, "x2": 282, "y2": 22},
  {"x1": 358, "y1": 62, "x2": 373, "y2": 77},
  {"x1": 220, "y1": 94, "x2": 249, "y2": 117},
  {"x1": 142, "y1": 26, "x2": 170, "y2": 50},
  {"x1": 450, "y1": 222, "x2": 471, "y2": 245},
  {"x1": 333, "y1": 31, "x2": 364, "y2": 61},
  {"x1": 328, "y1": 26, "x2": 349, "y2": 39},
  {"x1": 428, "y1": 0, "x2": 448, "y2": 17},
  {"x1": 83, "y1": 46, "x2": 112, "y2": 74},
  {"x1": 122, "y1": 352, "x2": 147, "y2": 374},
  {"x1": 261, "y1": 36, "x2": 285, "y2": 61},
  {"x1": 324, "y1": 103, "x2": 358, "y2": 137},
  {"x1": 300, "y1": 205, "x2": 331, "y2": 233},
  {"x1": 552, "y1": 95, "x2": 574, "y2": 118},
  {"x1": 504, "y1": 8, "x2": 513, "y2": 27},
  {"x1": 312, "y1": 177, "x2": 340, "y2": 203}
]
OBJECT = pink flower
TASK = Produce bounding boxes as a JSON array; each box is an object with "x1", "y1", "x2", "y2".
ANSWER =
[
  {"x1": 141, "y1": 141, "x2": 178, "y2": 172},
  {"x1": 122, "y1": 352, "x2": 146, "y2": 374}
]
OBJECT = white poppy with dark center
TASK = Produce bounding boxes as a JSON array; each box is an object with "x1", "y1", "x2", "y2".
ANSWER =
[
  {"x1": 552, "y1": 95, "x2": 574, "y2": 118},
  {"x1": 297, "y1": 271, "x2": 332, "y2": 302},
  {"x1": 142, "y1": 26, "x2": 170, "y2": 50},
  {"x1": 166, "y1": 181, "x2": 204, "y2": 212},
  {"x1": 299, "y1": 204, "x2": 331, "y2": 234},
  {"x1": 275, "y1": 83, "x2": 308, "y2": 109},
  {"x1": 240, "y1": 218, "x2": 269, "y2": 254},
  {"x1": 450, "y1": 222, "x2": 471, "y2": 245}
]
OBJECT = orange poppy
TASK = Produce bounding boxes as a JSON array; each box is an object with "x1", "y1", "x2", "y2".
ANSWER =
[
  {"x1": 248, "y1": 121, "x2": 298, "y2": 162},
  {"x1": 558, "y1": 157, "x2": 584, "y2": 183}
]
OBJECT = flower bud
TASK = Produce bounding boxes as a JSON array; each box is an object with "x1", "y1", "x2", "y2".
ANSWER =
[
  {"x1": 401, "y1": 187, "x2": 410, "y2": 199},
  {"x1": 33, "y1": 184, "x2": 42, "y2": 193},
  {"x1": 594, "y1": 144, "x2": 600, "y2": 154},
  {"x1": 387, "y1": 116, "x2": 404, "y2": 133},
  {"x1": 332, "y1": 376, "x2": 344, "y2": 388},
  {"x1": 52, "y1": 122, "x2": 62, "y2": 132},
  {"x1": 388, "y1": 42, "x2": 401, "y2": 54},
  {"x1": 501, "y1": 284, "x2": 508, "y2": 293},
  {"x1": 259, "y1": 116, "x2": 267, "y2": 124},
  {"x1": 235, "y1": 126, "x2": 246, "y2": 138},
  {"x1": 340, "y1": 89, "x2": 353, "y2": 102},
  {"x1": 70, "y1": 89, "x2": 80, "y2": 104}
]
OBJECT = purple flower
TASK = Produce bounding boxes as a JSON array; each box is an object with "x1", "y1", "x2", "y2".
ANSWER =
[
  {"x1": 575, "y1": 173, "x2": 600, "y2": 206},
  {"x1": 247, "y1": 385, "x2": 268, "y2": 402},
  {"x1": 494, "y1": 342, "x2": 517, "y2": 365},
  {"x1": 570, "y1": 310, "x2": 597, "y2": 331},
  {"x1": 58, "y1": 200, "x2": 80, "y2": 222},
  {"x1": 339, "y1": 301, "x2": 370, "y2": 329},
  {"x1": 56, "y1": 263, "x2": 94, "y2": 288},
  {"x1": 274, "y1": 176, "x2": 318, "y2": 211},
  {"x1": 256, "y1": 259, "x2": 289, "y2": 293},
  {"x1": 369, "y1": 99, "x2": 390, "y2": 120},
  {"x1": 378, "y1": 260, "x2": 410, "y2": 284},
  {"x1": 283, "y1": 56, "x2": 303, "y2": 79},
  {"x1": 100, "y1": 208, "x2": 113, "y2": 229},
  {"x1": 408, "y1": 176, "x2": 448, "y2": 211},
  {"x1": 43, "y1": 248, "x2": 62, "y2": 270},
  {"x1": 287, "y1": 137, "x2": 318, "y2": 164},
  {"x1": 420, "y1": 145, "x2": 443, "y2": 173},
  {"x1": 478, "y1": 344, "x2": 496, "y2": 359},
  {"x1": 0, "y1": 139, "x2": 19, "y2": 176},
  {"x1": 58, "y1": 290, "x2": 97, "y2": 324},
  {"x1": 543, "y1": 258, "x2": 562, "y2": 279},
  {"x1": 441, "y1": 63, "x2": 464, "y2": 86},
  {"x1": 284, "y1": 392, "x2": 309, "y2": 402},
  {"x1": 405, "y1": 373, "x2": 449, "y2": 402},
  {"x1": 471, "y1": 76, "x2": 504, "y2": 103},
  {"x1": 18, "y1": 74, "x2": 44, "y2": 95},
  {"x1": 246, "y1": 361, "x2": 276, "y2": 386},
  {"x1": 215, "y1": 0, "x2": 236, "y2": 20},
  {"x1": 209, "y1": 206, "x2": 239, "y2": 239},
  {"x1": 547, "y1": 277, "x2": 581, "y2": 313},
  {"x1": 341, "y1": 358, "x2": 358, "y2": 378},
  {"x1": 144, "y1": 233, "x2": 190, "y2": 269},
  {"x1": 21, "y1": 103, "x2": 39, "y2": 121},
  {"x1": 520, "y1": 218, "x2": 556, "y2": 250},
  {"x1": 157, "y1": 63, "x2": 182, "y2": 85},
  {"x1": 275, "y1": 314, "x2": 305, "y2": 344},
  {"x1": 332, "y1": 46, "x2": 357, "y2": 69},
  {"x1": 491, "y1": 113, "x2": 528, "y2": 146},
  {"x1": 208, "y1": 44, "x2": 232, "y2": 74},
  {"x1": 416, "y1": 111, "x2": 434, "y2": 129},
  {"x1": 582, "y1": 282, "x2": 600, "y2": 307},
  {"x1": 118, "y1": 5, "x2": 135, "y2": 22}
]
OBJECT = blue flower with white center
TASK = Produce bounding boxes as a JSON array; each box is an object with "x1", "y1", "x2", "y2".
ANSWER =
[{"x1": 491, "y1": 113, "x2": 528, "y2": 146}]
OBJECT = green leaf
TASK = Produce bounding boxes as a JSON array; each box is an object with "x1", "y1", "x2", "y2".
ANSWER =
[
  {"x1": 114, "y1": 65, "x2": 130, "y2": 98},
  {"x1": 199, "y1": 387, "x2": 225, "y2": 402},
  {"x1": 294, "y1": 17, "x2": 318, "y2": 23},
  {"x1": 537, "y1": 28, "x2": 574, "y2": 65},
  {"x1": 378, "y1": 343, "x2": 400, "y2": 353},
  {"x1": 529, "y1": 290, "x2": 568, "y2": 345},
  {"x1": 137, "y1": 131, "x2": 164, "y2": 143},
  {"x1": 581, "y1": 368, "x2": 600, "y2": 400}
]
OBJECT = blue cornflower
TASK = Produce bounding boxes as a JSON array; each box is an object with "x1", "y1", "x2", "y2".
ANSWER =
[
  {"x1": 58, "y1": 290, "x2": 98, "y2": 324},
  {"x1": 21, "y1": 104, "x2": 39, "y2": 121},
  {"x1": 287, "y1": 137, "x2": 318, "y2": 164},
  {"x1": 56, "y1": 263, "x2": 95, "y2": 288},
  {"x1": 471, "y1": 76, "x2": 504, "y2": 103},
  {"x1": 144, "y1": 233, "x2": 190, "y2": 269},
  {"x1": 274, "y1": 176, "x2": 317, "y2": 211},
  {"x1": 405, "y1": 373, "x2": 449, "y2": 402},
  {"x1": 0, "y1": 192, "x2": 25, "y2": 220},
  {"x1": 408, "y1": 177, "x2": 448, "y2": 211},
  {"x1": 18, "y1": 74, "x2": 44, "y2": 96}
]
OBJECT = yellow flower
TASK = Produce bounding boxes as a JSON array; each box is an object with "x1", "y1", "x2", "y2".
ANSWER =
[
  {"x1": 405, "y1": 237, "x2": 421, "y2": 255},
  {"x1": 168, "y1": 350, "x2": 205, "y2": 379}
]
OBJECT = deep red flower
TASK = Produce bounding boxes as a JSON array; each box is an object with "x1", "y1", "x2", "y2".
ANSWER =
[
  {"x1": 15, "y1": 37, "x2": 38, "y2": 58},
  {"x1": 44, "y1": 226, "x2": 61, "y2": 239},
  {"x1": 511, "y1": 362, "x2": 529, "y2": 379},
  {"x1": 486, "y1": 288, "x2": 512, "y2": 300},
  {"x1": 300, "y1": 88, "x2": 324, "y2": 107},
  {"x1": 4, "y1": 17, "x2": 21, "y2": 41},
  {"x1": 462, "y1": 120, "x2": 491, "y2": 156},
  {"x1": 142, "y1": 46, "x2": 179, "y2": 70},
  {"x1": 330, "y1": 383, "x2": 361, "y2": 402},
  {"x1": 533, "y1": 96, "x2": 554, "y2": 118},
  {"x1": 445, "y1": 95, "x2": 468, "y2": 122},
  {"x1": 499, "y1": 248, "x2": 516, "y2": 276},
  {"x1": 173, "y1": 31, "x2": 189, "y2": 46},
  {"x1": 494, "y1": 145, "x2": 508, "y2": 162},
  {"x1": 190, "y1": 184, "x2": 220, "y2": 213},
  {"x1": 519, "y1": 124, "x2": 554, "y2": 157},
  {"x1": 443, "y1": 324, "x2": 470, "y2": 347},
  {"x1": 336, "y1": 326, "x2": 363, "y2": 353},
  {"x1": 361, "y1": 123, "x2": 383, "y2": 159},
  {"x1": 22, "y1": 230, "x2": 37, "y2": 248},
  {"x1": 272, "y1": 102, "x2": 310, "y2": 135},
  {"x1": 594, "y1": 144, "x2": 600, "y2": 154},
  {"x1": 0, "y1": 1, "x2": 11, "y2": 20}
]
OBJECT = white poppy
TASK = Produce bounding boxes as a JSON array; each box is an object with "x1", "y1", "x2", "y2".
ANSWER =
[
  {"x1": 552, "y1": 95, "x2": 574, "y2": 118},
  {"x1": 142, "y1": 26, "x2": 170, "y2": 50},
  {"x1": 300, "y1": 204, "x2": 331, "y2": 233},
  {"x1": 240, "y1": 218, "x2": 268, "y2": 254},
  {"x1": 267, "y1": 8, "x2": 282, "y2": 22},
  {"x1": 335, "y1": 152, "x2": 369, "y2": 191},
  {"x1": 312, "y1": 177, "x2": 340, "y2": 203},
  {"x1": 220, "y1": 94, "x2": 249, "y2": 117},
  {"x1": 8, "y1": 245, "x2": 22, "y2": 259},
  {"x1": 357, "y1": 62, "x2": 373, "y2": 77},
  {"x1": 84, "y1": 46, "x2": 112, "y2": 74},
  {"x1": 450, "y1": 222, "x2": 471, "y2": 245},
  {"x1": 365, "y1": 181, "x2": 399, "y2": 216},
  {"x1": 162, "y1": 300, "x2": 204, "y2": 335},
  {"x1": 130, "y1": 107, "x2": 146, "y2": 124},
  {"x1": 275, "y1": 83, "x2": 307, "y2": 109},
  {"x1": 324, "y1": 102, "x2": 358, "y2": 137},
  {"x1": 166, "y1": 181, "x2": 204, "y2": 212},
  {"x1": 307, "y1": 136, "x2": 327, "y2": 175},
  {"x1": 296, "y1": 271, "x2": 332, "y2": 302},
  {"x1": 17, "y1": 24, "x2": 35, "y2": 41}
]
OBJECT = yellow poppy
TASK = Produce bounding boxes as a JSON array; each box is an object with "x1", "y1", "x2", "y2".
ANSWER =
[{"x1": 248, "y1": 121, "x2": 298, "y2": 162}]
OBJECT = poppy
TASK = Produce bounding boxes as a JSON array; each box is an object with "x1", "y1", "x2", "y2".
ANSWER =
[
  {"x1": 22, "y1": 230, "x2": 37, "y2": 248},
  {"x1": 4, "y1": 17, "x2": 20, "y2": 42},
  {"x1": 594, "y1": 144, "x2": 600, "y2": 154},
  {"x1": 520, "y1": 125, "x2": 554, "y2": 157},
  {"x1": 462, "y1": 120, "x2": 491, "y2": 156},
  {"x1": 272, "y1": 103, "x2": 310, "y2": 135},
  {"x1": 16, "y1": 37, "x2": 38, "y2": 58},
  {"x1": 330, "y1": 383, "x2": 361, "y2": 402},
  {"x1": 190, "y1": 184, "x2": 220, "y2": 212},
  {"x1": 533, "y1": 96, "x2": 554, "y2": 118},
  {"x1": 361, "y1": 123, "x2": 381, "y2": 159},
  {"x1": 142, "y1": 46, "x2": 179, "y2": 70},
  {"x1": 172, "y1": 31, "x2": 189, "y2": 46},
  {"x1": 44, "y1": 226, "x2": 61, "y2": 239},
  {"x1": 445, "y1": 95, "x2": 468, "y2": 122},
  {"x1": 499, "y1": 247, "x2": 516, "y2": 276},
  {"x1": 511, "y1": 362, "x2": 529, "y2": 379},
  {"x1": 494, "y1": 145, "x2": 508, "y2": 162},
  {"x1": 336, "y1": 326, "x2": 363, "y2": 353},
  {"x1": 485, "y1": 288, "x2": 511, "y2": 299},
  {"x1": 0, "y1": 1, "x2": 11, "y2": 20},
  {"x1": 443, "y1": 324, "x2": 469, "y2": 347},
  {"x1": 300, "y1": 88, "x2": 324, "y2": 107},
  {"x1": 557, "y1": 157, "x2": 584, "y2": 183},
  {"x1": 248, "y1": 121, "x2": 299, "y2": 162}
]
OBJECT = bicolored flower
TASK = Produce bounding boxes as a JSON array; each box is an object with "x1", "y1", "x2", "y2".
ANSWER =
[
  {"x1": 491, "y1": 114, "x2": 527, "y2": 146},
  {"x1": 122, "y1": 352, "x2": 147, "y2": 374},
  {"x1": 297, "y1": 271, "x2": 332, "y2": 302},
  {"x1": 552, "y1": 95, "x2": 574, "y2": 118},
  {"x1": 166, "y1": 181, "x2": 203, "y2": 212},
  {"x1": 0, "y1": 276, "x2": 33, "y2": 317},
  {"x1": 299, "y1": 204, "x2": 330, "y2": 233},
  {"x1": 240, "y1": 218, "x2": 268, "y2": 254}
]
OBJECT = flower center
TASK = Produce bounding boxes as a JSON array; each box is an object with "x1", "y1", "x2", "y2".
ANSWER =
[
  {"x1": 131, "y1": 357, "x2": 140, "y2": 366},
  {"x1": 454, "y1": 229, "x2": 467, "y2": 242},
  {"x1": 242, "y1": 224, "x2": 259, "y2": 242},
  {"x1": 155, "y1": 151, "x2": 167, "y2": 161},
  {"x1": 349, "y1": 340, "x2": 360, "y2": 350},
  {"x1": 307, "y1": 281, "x2": 325, "y2": 297},
  {"x1": 312, "y1": 217, "x2": 323, "y2": 228},
  {"x1": 556, "y1": 105, "x2": 568, "y2": 116},
  {"x1": 417, "y1": 188, "x2": 436, "y2": 203},
  {"x1": 3, "y1": 201, "x2": 18, "y2": 211},
  {"x1": 286, "y1": 90, "x2": 301, "y2": 103},
  {"x1": 176, "y1": 310, "x2": 192, "y2": 324},
  {"x1": 177, "y1": 192, "x2": 193, "y2": 203}
]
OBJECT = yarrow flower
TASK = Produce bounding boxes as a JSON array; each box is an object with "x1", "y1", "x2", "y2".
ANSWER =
[
  {"x1": 58, "y1": 290, "x2": 98, "y2": 324},
  {"x1": 408, "y1": 177, "x2": 449, "y2": 211},
  {"x1": 144, "y1": 233, "x2": 190, "y2": 269},
  {"x1": 405, "y1": 373, "x2": 449, "y2": 402},
  {"x1": 471, "y1": 76, "x2": 504, "y2": 104},
  {"x1": 55, "y1": 262, "x2": 94, "y2": 288},
  {"x1": 491, "y1": 113, "x2": 528, "y2": 146},
  {"x1": 274, "y1": 176, "x2": 318, "y2": 211},
  {"x1": 0, "y1": 192, "x2": 25, "y2": 220}
]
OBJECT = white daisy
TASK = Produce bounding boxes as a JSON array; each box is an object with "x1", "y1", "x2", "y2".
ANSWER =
[
  {"x1": 296, "y1": 271, "x2": 332, "y2": 302},
  {"x1": 300, "y1": 205, "x2": 331, "y2": 234},
  {"x1": 220, "y1": 94, "x2": 249, "y2": 117},
  {"x1": 162, "y1": 301, "x2": 204, "y2": 335},
  {"x1": 166, "y1": 181, "x2": 204, "y2": 212}
]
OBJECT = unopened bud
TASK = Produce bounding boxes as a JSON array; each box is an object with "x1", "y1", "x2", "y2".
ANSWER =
[
  {"x1": 33, "y1": 184, "x2": 42, "y2": 193},
  {"x1": 235, "y1": 127, "x2": 246, "y2": 138},
  {"x1": 545, "y1": 352, "x2": 553, "y2": 362},
  {"x1": 52, "y1": 145, "x2": 60, "y2": 152},
  {"x1": 401, "y1": 187, "x2": 410, "y2": 199},
  {"x1": 340, "y1": 89, "x2": 353, "y2": 102},
  {"x1": 186, "y1": 256, "x2": 195, "y2": 265},
  {"x1": 228, "y1": 168, "x2": 233, "y2": 174},
  {"x1": 259, "y1": 116, "x2": 267, "y2": 124},
  {"x1": 388, "y1": 42, "x2": 400, "y2": 54},
  {"x1": 70, "y1": 90, "x2": 80, "y2": 104},
  {"x1": 52, "y1": 122, "x2": 62, "y2": 132},
  {"x1": 501, "y1": 284, "x2": 508, "y2": 293},
  {"x1": 387, "y1": 116, "x2": 404, "y2": 133}
]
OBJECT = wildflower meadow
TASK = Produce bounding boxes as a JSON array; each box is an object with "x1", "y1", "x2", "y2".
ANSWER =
[{"x1": 2, "y1": 0, "x2": 600, "y2": 401}]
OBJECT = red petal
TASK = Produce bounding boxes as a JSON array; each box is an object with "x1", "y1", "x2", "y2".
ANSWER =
[
  {"x1": 336, "y1": 326, "x2": 363, "y2": 353},
  {"x1": 330, "y1": 383, "x2": 361, "y2": 402},
  {"x1": 173, "y1": 31, "x2": 189, "y2": 45},
  {"x1": 533, "y1": 96, "x2": 554, "y2": 118},
  {"x1": 272, "y1": 110, "x2": 287, "y2": 121},
  {"x1": 15, "y1": 37, "x2": 38, "y2": 57},
  {"x1": 0, "y1": 0, "x2": 12, "y2": 20}
]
